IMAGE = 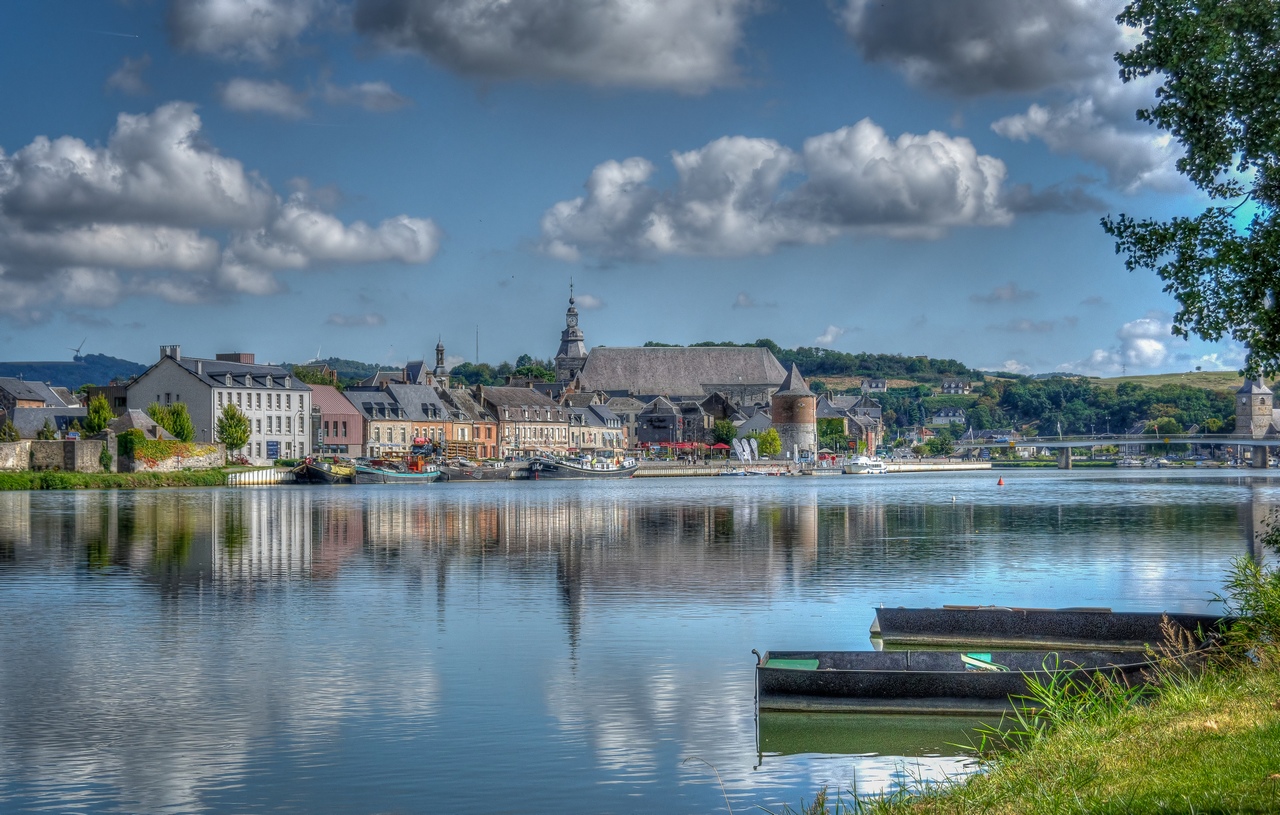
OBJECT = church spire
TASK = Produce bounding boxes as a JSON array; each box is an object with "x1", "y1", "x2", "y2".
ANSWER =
[{"x1": 555, "y1": 280, "x2": 587, "y2": 383}]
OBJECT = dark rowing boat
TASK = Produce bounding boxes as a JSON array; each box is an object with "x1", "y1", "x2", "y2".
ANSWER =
[
  {"x1": 754, "y1": 648, "x2": 1155, "y2": 715},
  {"x1": 295, "y1": 458, "x2": 355, "y2": 484},
  {"x1": 870, "y1": 606, "x2": 1232, "y2": 650}
]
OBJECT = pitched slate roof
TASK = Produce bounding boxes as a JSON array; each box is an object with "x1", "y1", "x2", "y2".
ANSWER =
[
  {"x1": 441, "y1": 388, "x2": 495, "y2": 423},
  {"x1": 107, "y1": 409, "x2": 176, "y2": 440},
  {"x1": 735, "y1": 411, "x2": 772, "y2": 435},
  {"x1": 0, "y1": 377, "x2": 67, "y2": 406},
  {"x1": 479, "y1": 386, "x2": 560, "y2": 409},
  {"x1": 151, "y1": 356, "x2": 312, "y2": 391},
  {"x1": 1238, "y1": 378, "x2": 1273, "y2": 395},
  {"x1": 774, "y1": 364, "x2": 813, "y2": 397},
  {"x1": 383, "y1": 384, "x2": 451, "y2": 422},
  {"x1": 575, "y1": 346, "x2": 787, "y2": 397},
  {"x1": 8, "y1": 407, "x2": 88, "y2": 438}
]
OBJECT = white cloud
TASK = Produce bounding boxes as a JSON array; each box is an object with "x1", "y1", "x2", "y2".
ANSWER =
[
  {"x1": 0, "y1": 102, "x2": 440, "y2": 317},
  {"x1": 352, "y1": 0, "x2": 759, "y2": 93},
  {"x1": 219, "y1": 78, "x2": 311, "y2": 118},
  {"x1": 815, "y1": 325, "x2": 845, "y2": 346},
  {"x1": 322, "y1": 81, "x2": 411, "y2": 112},
  {"x1": 992, "y1": 77, "x2": 1185, "y2": 193},
  {"x1": 168, "y1": 0, "x2": 332, "y2": 63},
  {"x1": 731, "y1": 291, "x2": 775, "y2": 309},
  {"x1": 105, "y1": 54, "x2": 151, "y2": 95},
  {"x1": 996, "y1": 359, "x2": 1032, "y2": 375},
  {"x1": 541, "y1": 119, "x2": 1009, "y2": 260},
  {"x1": 573, "y1": 293, "x2": 604, "y2": 309},
  {"x1": 1061, "y1": 311, "x2": 1177, "y2": 375},
  {"x1": 326, "y1": 312, "x2": 387, "y2": 327},
  {"x1": 970, "y1": 281, "x2": 1036, "y2": 304}
]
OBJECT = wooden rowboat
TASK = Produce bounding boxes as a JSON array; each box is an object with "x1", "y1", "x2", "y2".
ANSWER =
[
  {"x1": 754, "y1": 648, "x2": 1155, "y2": 715},
  {"x1": 870, "y1": 606, "x2": 1232, "y2": 650}
]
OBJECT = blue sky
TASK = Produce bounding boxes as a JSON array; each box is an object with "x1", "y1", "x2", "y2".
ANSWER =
[{"x1": 0, "y1": 0, "x2": 1242, "y2": 375}]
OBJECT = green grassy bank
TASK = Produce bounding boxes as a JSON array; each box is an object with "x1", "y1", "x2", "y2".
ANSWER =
[
  {"x1": 0, "y1": 469, "x2": 229, "y2": 490},
  {"x1": 780, "y1": 546, "x2": 1280, "y2": 815}
]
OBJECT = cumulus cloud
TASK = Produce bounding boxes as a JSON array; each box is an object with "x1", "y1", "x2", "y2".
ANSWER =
[
  {"x1": 992, "y1": 77, "x2": 1185, "y2": 193},
  {"x1": 573, "y1": 293, "x2": 604, "y2": 309},
  {"x1": 542, "y1": 119, "x2": 1009, "y2": 260},
  {"x1": 353, "y1": 0, "x2": 759, "y2": 92},
  {"x1": 996, "y1": 359, "x2": 1033, "y2": 375},
  {"x1": 322, "y1": 80, "x2": 411, "y2": 111},
  {"x1": 838, "y1": 0, "x2": 1129, "y2": 96},
  {"x1": 326, "y1": 312, "x2": 387, "y2": 327},
  {"x1": 1061, "y1": 311, "x2": 1176, "y2": 375},
  {"x1": 105, "y1": 54, "x2": 151, "y2": 95},
  {"x1": 219, "y1": 78, "x2": 311, "y2": 118},
  {"x1": 815, "y1": 325, "x2": 845, "y2": 346},
  {"x1": 168, "y1": 0, "x2": 332, "y2": 63},
  {"x1": 0, "y1": 102, "x2": 440, "y2": 317}
]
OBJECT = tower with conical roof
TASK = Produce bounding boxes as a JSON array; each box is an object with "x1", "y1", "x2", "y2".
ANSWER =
[
  {"x1": 554, "y1": 283, "x2": 587, "y2": 384},
  {"x1": 771, "y1": 364, "x2": 817, "y2": 459}
]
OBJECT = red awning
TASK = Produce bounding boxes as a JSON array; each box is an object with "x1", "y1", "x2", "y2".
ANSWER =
[{"x1": 710, "y1": 443, "x2": 731, "y2": 449}]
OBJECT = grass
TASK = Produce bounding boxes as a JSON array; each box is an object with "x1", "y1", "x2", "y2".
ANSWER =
[
  {"x1": 0, "y1": 469, "x2": 229, "y2": 490},
  {"x1": 778, "y1": 545, "x2": 1280, "y2": 815},
  {"x1": 1092, "y1": 371, "x2": 1245, "y2": 392}
]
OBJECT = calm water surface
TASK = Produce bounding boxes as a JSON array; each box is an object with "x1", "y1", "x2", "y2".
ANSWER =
[{"x1": 0, "y1": 470, "x2": 1274, "y2": 814}]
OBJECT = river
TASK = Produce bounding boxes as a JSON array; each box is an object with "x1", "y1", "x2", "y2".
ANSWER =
[{"x1": 0, "y1": 470, "x2": 1272, "y2": 814}]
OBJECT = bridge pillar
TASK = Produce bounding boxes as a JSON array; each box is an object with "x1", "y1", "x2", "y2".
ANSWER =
[
  {"x1": 1253, "y1": 445, "x2": 1269, "y2": 469},
  {"x1": 1057, "y1": 448, "x2": 1072, "y2": 469}
]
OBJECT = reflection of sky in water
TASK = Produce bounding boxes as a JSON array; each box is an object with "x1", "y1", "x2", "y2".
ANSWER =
[{"x1": 0, "y1": 471, "x2": 1272, "y2": 813}]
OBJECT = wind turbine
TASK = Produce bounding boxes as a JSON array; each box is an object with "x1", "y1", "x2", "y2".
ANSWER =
[{"x1": 68, "y1": 338, "x2": 86, "y2": 360}]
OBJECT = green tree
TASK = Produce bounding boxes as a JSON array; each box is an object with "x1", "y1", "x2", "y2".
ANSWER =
[
  {"x1": 0, "y1": 419, "x2": 18, "y2": 442},
  {"x1": 1103, "y1": 1, "x2": 1280, "y2": 377},
  {"x1": 85, "y1": 394, "x2": 113, "y2": 435},
  {"x1": 37, "y1": 418, "x2": 56, "y2": 440},
  {"x1": 924, "y1": 430, "x2": 955, "y2": 458},
  {"x1": 291, "y1": 365, "x2": 338, "y2": 389},
  {"x1": 216, "y1": 404, "x2": 251, "y2": 453},
  {"x1": 511, "y1": 364, "x2": 555, "y2": 382},
  {"x1": 817, "y1": 417, "x2": 848, "y2": 451},
  {"x1": 147, "y1": 402, "x2": 195, "y2": 442},
  {"x1": 748, "y1": 427, "x2": 782, "y2": 457},
  {"x1": 711, "y1": 419, "x2": 738, "y2": 446}
]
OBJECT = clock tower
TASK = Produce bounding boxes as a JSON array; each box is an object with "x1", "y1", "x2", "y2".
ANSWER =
[{"x1": 554, "y1": 284, "x2": 587, "y2": 383}]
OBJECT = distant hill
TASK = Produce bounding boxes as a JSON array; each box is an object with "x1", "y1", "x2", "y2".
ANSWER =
[
  {"x1": 0, "y1": 354, "x2": 148, "y2": 390},
  {"x1": 1093, "y1": 371, "x2": 1245, "y2": 392},
  {"x1": 284, "y1": 357, "x2": 384, "y2": 385}
]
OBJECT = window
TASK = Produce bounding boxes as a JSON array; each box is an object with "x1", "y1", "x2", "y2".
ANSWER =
[
  {"x1": 325, "y1": 421, "x2": 330, "y2": 437},
  {"x1": 342, "y1": 421, "x2": 347, "y2": 438},
  {"x1": 286, "y1": 416, "x2": 291, "y2": 434},
  {"x1": 286, "y1": 395, "x2": 291, "y2": 410},
  {"x1": 255, "y1": 442, "x2": 261, "y2": 457},
  {"x1": 256, "y1": 393, "x2": 261, "y2": 409},
  {"x1": 374, "y1": 427, "x2": 381, "y2": 442},
  {"x1": 237, "y1": 392, "x2": 242, "y2": 407},
  {"x1": 400, "y1": 427, "x2": 406, "y2": 443},
  {"x1": 276, "y1": 416, "x2": 282, "y2": 433},
  {"x1": 256, "y1": 419, "x2": 261, "y2": 433},
  {"x1": 165, "y1": 393, "x2": 171, "y2": 405},
  {"x1": 218, "y1": 392, "x2": 223, "y2": 407}
]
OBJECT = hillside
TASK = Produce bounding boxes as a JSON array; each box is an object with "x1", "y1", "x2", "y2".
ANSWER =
[
  {"x1": 1093, "y1": 371, "x2": 1244, "y2": 392},
  {"x1": 0, "y1": 354, "x2": 147, "y2": 390}
]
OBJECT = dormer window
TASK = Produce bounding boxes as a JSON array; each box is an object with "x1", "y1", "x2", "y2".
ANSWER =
[
  {"x1": 225, "y1": 374, "x2": 232, "y2": 387},
  {"x1": 265, "y1": 375, "x2": 273, "y2": 388},
  {"x1": 284, "y1": 377, "x2": 291, "y2": 388}
]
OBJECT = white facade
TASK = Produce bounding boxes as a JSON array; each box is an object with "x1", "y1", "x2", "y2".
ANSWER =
[{"x1": 127, "y1": 350, "x2": 313, "y2": 465}]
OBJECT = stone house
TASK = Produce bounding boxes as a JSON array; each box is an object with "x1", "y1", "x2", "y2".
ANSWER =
[
  {"x1": 478, "y1": 386, "x2": 570, "y2": 458},
  {"x1": 861, "y1": 378, "x2": 888, "y2": 393},
  {"x1": 569, "y1": 405, "x2": 627, "y2": 455},
  {"x1": 940, "y1": 378, "x2": 972, "y2": 395},
  {"x1": 930, "y1": 407, "x2": 967, "y2": 426},
  {"x1": 441, "y1": 388, "x2": 500, "y2": 460},
  {"x1": 126, "y1": 346, "x2": 312, "y2": 463}
]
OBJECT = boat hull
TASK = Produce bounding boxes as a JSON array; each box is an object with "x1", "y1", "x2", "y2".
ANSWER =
[
  {"x1": 871, "y1": 607, "x2": 1232, "y2": 650},
  {"x1": 528, "y1": 458, "x2": 637, "y2": 479},
  {"x1": 438, "y1": 464, "x2": 521, "y2": 481},
  {"x1": 353, "y1": 465, "x2": 441, "y2": 484},
  {"x1": 297, "y1": 461, "x2": 354, "y2": 484},
  {"x1": 756, "y1": 649, "x2": 1153, "y2": 714}
]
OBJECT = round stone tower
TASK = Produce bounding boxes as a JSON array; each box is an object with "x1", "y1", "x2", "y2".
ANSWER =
[
  {"x1": 1235, "y1": 378, "x2": 1274, "y2": 438},
  {"x1": 771, "y1": 364, "x2": 817, "y2": 459}
]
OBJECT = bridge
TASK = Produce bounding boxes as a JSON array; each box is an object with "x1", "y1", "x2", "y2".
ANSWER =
[{"x1": 955, "y1": 434, "x2": 1280, "y2": 469}]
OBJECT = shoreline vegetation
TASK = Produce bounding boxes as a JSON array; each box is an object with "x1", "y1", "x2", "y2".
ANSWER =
[
  {"x1": 0, "y1": 469, "x2": 232, "y2": 490},
  {"x1": 777, "y1": 543, "x2": 1280, "y2": 815}
]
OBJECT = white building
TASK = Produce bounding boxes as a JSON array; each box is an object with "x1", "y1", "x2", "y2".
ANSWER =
[{"x1": 127, "y1": 346, "x2": 313, "y2": 464}]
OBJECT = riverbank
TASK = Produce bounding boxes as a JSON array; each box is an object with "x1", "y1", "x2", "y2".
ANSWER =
[
  {"x1": 0, "y1": 469, "x2": 230, "y2": 490},
  {"x1": 837, "y1": 660, "x2": 1280, "y2": 815}
]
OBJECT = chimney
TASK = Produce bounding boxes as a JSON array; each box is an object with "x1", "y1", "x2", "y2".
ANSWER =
[
  {"x1": 216, "y1": 353, "x2": 255, "y2": 364},
  {"x1": 160, "y1": 345, "x2": 181, "y2": 361},
  {"x1": 196, "y1": 360, "x2": 203, "y2": 376}
]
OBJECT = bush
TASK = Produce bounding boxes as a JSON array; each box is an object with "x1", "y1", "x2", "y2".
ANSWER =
[{"x1": 98, "y1": 444, "x2": 113, "y2": 472}]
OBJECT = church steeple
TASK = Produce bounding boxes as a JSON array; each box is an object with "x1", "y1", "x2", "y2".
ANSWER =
[{"x1": 555, "y1": 281, "x2": 587, "y2": 383}]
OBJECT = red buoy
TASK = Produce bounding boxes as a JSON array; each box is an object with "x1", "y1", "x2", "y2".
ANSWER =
[{"x1": 997, "y1": 477, "x2": 1004, "y2": 486}]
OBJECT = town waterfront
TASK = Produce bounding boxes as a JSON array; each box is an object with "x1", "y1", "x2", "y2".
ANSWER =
[{"x1": 0, "y1": 471, "x2": 1271, "y2": 814}]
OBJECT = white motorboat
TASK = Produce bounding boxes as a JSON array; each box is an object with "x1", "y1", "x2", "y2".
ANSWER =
[{"x1": 844, "y1": 455, "x2": 888, "y2": 475}]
